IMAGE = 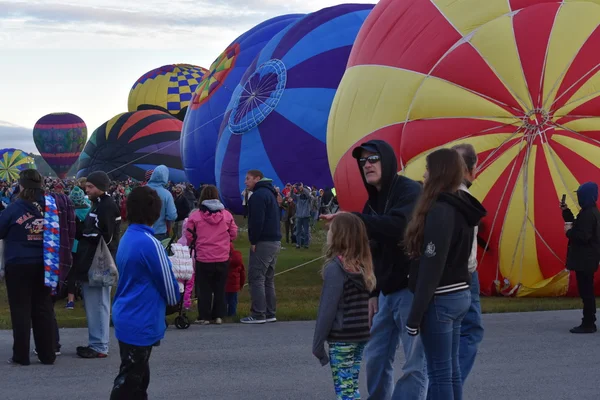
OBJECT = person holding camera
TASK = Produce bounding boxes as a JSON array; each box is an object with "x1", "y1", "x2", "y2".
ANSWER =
[{"x1": 561, "y1": 182, "x2": 600, "y2": 334}]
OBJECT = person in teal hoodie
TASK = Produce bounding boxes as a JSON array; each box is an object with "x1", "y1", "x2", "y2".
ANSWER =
[
  {"x1": 146, "y1": 165, "x2": 177, "y2": 241},
  {"x1": 65, "y1": 186, "x2": 90, "y2": 310},
  {"x1": 110, "y1": 186, "x2": 180, "y2": 399}
]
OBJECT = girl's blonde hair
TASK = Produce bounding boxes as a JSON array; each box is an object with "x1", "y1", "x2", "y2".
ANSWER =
[{"x1": 324, "y1": 213, "x2": 376, "y2": 291}]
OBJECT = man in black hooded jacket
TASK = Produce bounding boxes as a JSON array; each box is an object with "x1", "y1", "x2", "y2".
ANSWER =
[{"x1": 322, "y1": 140, "x2": 427, "y2": 400}]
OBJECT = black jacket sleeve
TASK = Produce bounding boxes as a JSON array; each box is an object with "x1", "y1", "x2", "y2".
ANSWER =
[
  {"x1": 562, "y1": 208, "x2": 575, "y2": 223},
  {"x1": 407, "y1": 204, "x2": 454, "y2": 329},
  {"x1": 567, "y1": 210, "x2": 596, "y2": 245},
  {"x1": 247, "y1": 192, "x2": 266, "y2": 245}
]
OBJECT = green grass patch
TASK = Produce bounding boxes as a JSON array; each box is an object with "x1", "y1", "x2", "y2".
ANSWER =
[{"x1": 0, "y1": 218, "x2": 586, "y2": 329}]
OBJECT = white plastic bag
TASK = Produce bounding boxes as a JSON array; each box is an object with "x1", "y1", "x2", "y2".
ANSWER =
[
  {"x1": 168, "y1": 244, "x2": 194, "y2": 282},
  {"x1": 88, "y1": 237, "x2": 119, "y2": 287}
]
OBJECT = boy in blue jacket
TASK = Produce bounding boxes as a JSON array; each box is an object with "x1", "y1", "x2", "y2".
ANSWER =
[{"x1": 110, "y1": 186, "x2": 180, "y2": 400}]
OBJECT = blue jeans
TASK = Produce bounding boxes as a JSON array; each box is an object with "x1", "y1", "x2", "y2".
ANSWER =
[
  {"x1": 226, "y1": 292, "x2": 238, "y2": 316},
  {"x1": 82, "y1": 283, "x2": 112, "y2": 354},
  {"x1": 459, "y1": 272, "x2": 484, "y2": 383},
  {"x1": 295, "y1": 217, "x2": 310, "y2": 247},
  {"x1": 421, "y1": 290, "x2": 471, "y2": 400},
  {"x1": 366, "y1": 290, "x2": 428, "y2": 400}
]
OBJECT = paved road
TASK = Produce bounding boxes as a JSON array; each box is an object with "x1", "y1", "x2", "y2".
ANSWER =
[{"x1": 0, "y1": 310, "x2": 599, "y2": 400}]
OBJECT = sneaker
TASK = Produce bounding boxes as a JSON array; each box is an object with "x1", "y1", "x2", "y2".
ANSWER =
[
  {"x1": 214, "y1": 318, "x2": 223, "y2": 325},
  {"x1": 76, "y1": 346, "x2": 107, "y2": 359},
  {"x1": 570, "y1": 324, "x2": 597, "y2": 334},
  {"x1": 194, "y1": 319, "x2": 210, "y2": 325},
  {"x1": 65, "y1": 301, "x2": 75, "y2": 310},
  {"x1": 266, "y1": 317, "x2": 277, "y2": 323},
  {"x1": 240, "y1": 316, "x2": 266, "y2": 324},
  {"x1": 34, "y1": 349, "x2": 60, "y2": 356}
]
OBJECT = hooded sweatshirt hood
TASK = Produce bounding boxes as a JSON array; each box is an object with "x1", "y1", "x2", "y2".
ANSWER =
[
  {"x1": 148, "y1": 165, "x2": 169, "y2": 187},
  {"x1": 438, "y1": 191, "x2": 487, "y2": 227},
  {"x1": 253, "y1": 178, "x2": 278, "y2": 198},
  {"x1": 353, "y1": 140, "x2": 399, "y2": 213},
  {"x1": 577, "y1": 182, "x2": 598, "y2": 209},
  {"x1": 201, "y1": 199, "x2": 224, "y2": 212}
]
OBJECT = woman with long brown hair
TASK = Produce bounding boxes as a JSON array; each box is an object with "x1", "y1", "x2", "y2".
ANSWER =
[
  {"x1": 403, "y1": 149, "x2": 486, "y2": 400},
  {"x1": 184, "y1": 185, "x2": 238, "y2": 325},
  {"x1": 313, "y1": 213, "x2": 375, "y2": 400}
]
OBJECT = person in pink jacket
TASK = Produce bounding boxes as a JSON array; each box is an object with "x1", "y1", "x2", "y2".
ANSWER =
[{"x1": 185, "y1": 185, "x2": 238, "y2": 325}]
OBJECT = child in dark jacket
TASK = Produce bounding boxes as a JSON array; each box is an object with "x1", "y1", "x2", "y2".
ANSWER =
[
  {"x1": 110, "y1": 187, "x2": 180, "y2": 400},
  {"x1": 313, "y1": 213, "x2": 376, "y2": 400},
  {"x1": 226, "y1": 242, "x2": 246, "y2": 316}
]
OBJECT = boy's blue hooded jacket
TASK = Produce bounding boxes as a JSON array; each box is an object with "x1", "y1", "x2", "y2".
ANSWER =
[
  {"x1": 113, "y1": 224, "x2": 180, "y2": 346},
  {"x1": 147, "y1": 165, "x2": 177, "y2": 235}
]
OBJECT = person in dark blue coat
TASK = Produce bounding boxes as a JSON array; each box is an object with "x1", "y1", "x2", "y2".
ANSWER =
[{"x1": 0, "y1": 169, "x2": 56, "y2": 365}]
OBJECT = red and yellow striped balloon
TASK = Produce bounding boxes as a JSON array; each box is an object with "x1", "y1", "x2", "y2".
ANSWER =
[{"x1": 327, "y1": 0, "x2": 600, "y2": 297}]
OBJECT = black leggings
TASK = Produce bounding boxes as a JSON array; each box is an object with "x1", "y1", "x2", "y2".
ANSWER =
[
  {"x1": 5, "y1": 263, "x2": 56, "y2": 365},
  {"x1": 110, "y1": 341, "x2": 153, "y2": 400},
  {"x1": 195, "y1": 261, "x2": 228, "y2": 320}
]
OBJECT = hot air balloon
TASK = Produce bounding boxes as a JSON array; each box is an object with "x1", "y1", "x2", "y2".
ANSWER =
[
  {"x1": 216, "y1": 4, "x2": 374, "y2": 214},
  {"x1": 77, "y1": 110, "x2": 186, "y2": 182},
  {"x1": 33, "y1": 113, "x2": 87, "y2": 179},
  {"x1": 181, "y1": 14, "x2": 303, "y2": 187},
  {"x1": 327, "y1": 0, "x2": 600, "y2": 297},
  {"x1": 0, "y1": 149, "x2": 36, "y2": 181},
  {"x1": 128, "y1": 64, "x2": 208, "y2": 120}
]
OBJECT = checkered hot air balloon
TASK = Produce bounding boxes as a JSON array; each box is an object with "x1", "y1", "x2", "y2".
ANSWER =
[
  {"x1": 327, "y1": 0, "x2": 600, "y2": 297},
  {"x1": 128, "y1": 64, "x2": 208, "y2": 120},
  {"x1": 181, "y1": 14, "x2": 303, "y2": 187},
  {"x1": 215, "y1": 3, "x2": 374, "y2": 215}
]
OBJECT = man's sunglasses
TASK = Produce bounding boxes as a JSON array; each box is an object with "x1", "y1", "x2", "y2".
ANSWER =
[{"x1": 359, "y1": 155, "x2": 381, "y2": 167}]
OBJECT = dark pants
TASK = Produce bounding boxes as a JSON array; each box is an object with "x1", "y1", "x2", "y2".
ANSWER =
[
  {"x1": 110, "y1": 341, "x2": 153, "y2": 400},
  {"x1": 284, "y1": 220, "x2": 292, "y2": 243},
  {"x1": 51, "y1": 296, "x2": 60, "y2": 352},
  {"x1": 576, "y1": 270, "x2": 597, "y2": 325},
  {"x1": 195, "y1": 261, "x2": 228, "y2": 320},
  {"x1": 226, "y1": 292, "x2": 238, "y2": 316},
  {"x1": 5, "y1": 263, "x2": 56, "y2": 365}
]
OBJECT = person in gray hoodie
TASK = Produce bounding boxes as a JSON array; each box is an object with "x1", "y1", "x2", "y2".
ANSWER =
[
  {"x1": 313, "y1": 213, "x2": 376, "y2": 400},
  {"x1": 146, "y1": 165, "x2": 177, "y2": 240},
  {"x1": 293, "y1": 183, "x2": 313, "y2": 249}
]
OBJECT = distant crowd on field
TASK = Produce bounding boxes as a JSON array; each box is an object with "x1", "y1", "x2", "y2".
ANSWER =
[{"x1": 1, "y1": 139, "x2": 599, "y2": 400}]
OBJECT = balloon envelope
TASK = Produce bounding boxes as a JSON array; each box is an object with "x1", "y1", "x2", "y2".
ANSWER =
[
  {"x1": 216, "y1": 4, "x2": 373, "y2": 214},
  {"x1": 128, "y1": 64, "x2": 208, "y2": 119},
  {"x1": 327, "y1": 0, "x2": 600, "y2": 297},
  {"x1": 181, "y1": 14, "x2": 304, "y2": 187},
  {"x1": 33, "y1": 112, "x2": 87, "y2": 179},
  {"x1": 77, "y1": 110, "x2": 186, "y2": 182},
  {"x1": 0, "y1": 148, "x2": 36, "y2": 181}
]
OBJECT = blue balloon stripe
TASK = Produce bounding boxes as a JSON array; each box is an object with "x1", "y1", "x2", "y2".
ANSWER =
[
  {"x1": 281, "y1": 9, "x2": 372, "y2": 70},
  {"x1": 273, "y1": 88, "x2": 336, "y2": 142},
  {"x1": 237, "y1": 129, "x2": 283, "y2": 192}
]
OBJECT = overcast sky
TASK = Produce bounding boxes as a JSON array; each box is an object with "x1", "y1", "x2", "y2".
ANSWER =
[{"x1": 0, "y1": 0, "x2": 371, "y2": 153}]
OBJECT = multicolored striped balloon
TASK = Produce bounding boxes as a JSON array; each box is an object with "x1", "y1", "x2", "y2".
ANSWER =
[
  {"x1": 216, "y1": 4, "x2": 374, "y2": 214},
  {"x1": 181, "y1": 14, "x2": 303, "y2": 187},
  {"x1": 128, "y1": 64, "x2": 208, "y2": 119},
  {"x1": 33, "y1": 113, "x2": 87, "y2": 179},
  {"x1": 77, "y1": 110, "x2": 186, "y2": 182},
  {"x1": 0, "y1": 149, "x2": 35, "y2": 181},
  {"x1": 328, "y1": 0, "x2": 600, "y2": 297}
]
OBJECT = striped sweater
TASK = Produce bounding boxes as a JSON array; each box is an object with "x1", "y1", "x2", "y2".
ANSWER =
[{"x1": 312, "y1": 257, "x2": 371, "y2": 366}]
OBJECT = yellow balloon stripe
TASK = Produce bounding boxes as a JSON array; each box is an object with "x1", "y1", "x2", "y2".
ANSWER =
[
  {"x1": 553, "y1": 70, "x2": 600, "y2": 119},
  {"x1": 8, "y1": 150, "x2": 22, "y2": 166},
  {"x1": 561, "y1": 116, "x2": 600, "y2": 132},
  {"x1": 542, "y1": 2, "x2": 600, "y2": 109},
  {"x1": 408, "y1": 75, "x2": 516, "y2": 121},
  {"x1": 552, "y1": 134, "x2": 600, "y2": 168},
  {"x1": 327, "y1": 65, "x2": 425, "y2": 174},
  {"x1": 499, "y1": 145, "x2": 542, "y2": 288},
  {"x1": 542, "y1": 138, "x2": 580, "y2": 210},
  {"x1": 106, "y1": 113, "x2": 125, "y2": 140},
  {"x1": 516, "y1": 270, "x2": 569, "y2": 297},
  {"x1": 469, "y1": 14, "x2": 533, "y2": 110},
  {"x1": 432, "y1": 0, "x2": 510, "y2": 36},
  {"x1": 403, "y1": 132, "x2": 520, "y2": 182}
]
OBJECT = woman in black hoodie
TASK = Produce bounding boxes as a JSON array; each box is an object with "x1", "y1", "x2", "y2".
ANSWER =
[{"x1": 403, "y1": 149, "x2": 486, "y2": 400}]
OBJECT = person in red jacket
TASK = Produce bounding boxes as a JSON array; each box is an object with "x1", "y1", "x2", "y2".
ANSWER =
[{"x1": 226, "y1": 242, "x2": 246, "y2": 316}]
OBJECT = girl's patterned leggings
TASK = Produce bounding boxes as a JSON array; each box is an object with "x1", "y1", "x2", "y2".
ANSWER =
[{"x1": 328, "y1": 342, "x2": 367, "y2": 400}]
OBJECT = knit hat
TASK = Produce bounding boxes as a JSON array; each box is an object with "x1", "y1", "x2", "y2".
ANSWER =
[
  {"x1": 86, "y1": 171, "x2": 110, "y2": 192},
  {"x1": 69, "y1": 186, "x2": 87, "y2": 207}
]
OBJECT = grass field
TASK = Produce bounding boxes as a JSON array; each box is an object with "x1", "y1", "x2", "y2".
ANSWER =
[{"x1": 0, "y1": 219, "x2": 586, "y2": 330}]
